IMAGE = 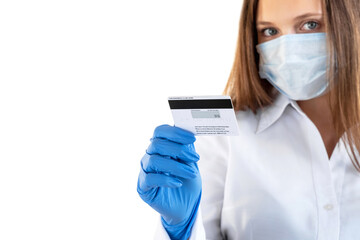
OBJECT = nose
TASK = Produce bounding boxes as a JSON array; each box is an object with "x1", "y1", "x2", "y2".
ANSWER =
[{"x1": 279, "y1": 26, "x2": 297, "y2": 36}]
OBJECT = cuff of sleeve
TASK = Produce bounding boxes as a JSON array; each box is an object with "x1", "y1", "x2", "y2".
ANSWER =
[{"x1": 153, "y1": 208, "x2": 206, "y2": 240}]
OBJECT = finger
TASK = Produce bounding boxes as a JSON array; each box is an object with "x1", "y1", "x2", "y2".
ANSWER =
[
  {"x1": 147, "y1": 138, "x2": 200, "y2": 162},
  {"x1": 137, "y1": 168, "x2": 183, "y2": 193},
  {"x1": 141, "y1": 154, "x2": 198, "y2": 179},
  {"x1": 153, "y1": 124, "x2": 196, "y2": 145}
]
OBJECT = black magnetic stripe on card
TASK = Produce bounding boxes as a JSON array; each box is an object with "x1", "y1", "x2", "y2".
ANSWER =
[{"x1": 168, "y1": 99, "x2": 233, "y2": 109}]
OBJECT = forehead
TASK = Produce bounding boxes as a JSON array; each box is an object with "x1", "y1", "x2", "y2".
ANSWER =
[{"x1": 256, "y1": 0, "x2": 322, "y2": 21}]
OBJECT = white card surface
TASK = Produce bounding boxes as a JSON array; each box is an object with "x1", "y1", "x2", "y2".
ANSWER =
[{"x1": 168, "y1": 96, "x2": 240, "y2": 136}]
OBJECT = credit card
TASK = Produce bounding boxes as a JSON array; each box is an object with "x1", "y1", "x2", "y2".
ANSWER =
[{"x1": 168, "y1": 96, "x2": 240, "y2": 136}]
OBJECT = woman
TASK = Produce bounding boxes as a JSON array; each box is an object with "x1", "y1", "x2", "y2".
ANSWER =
[{"x1": 137, "y1": 0, "x2": 360, "y2": 239}]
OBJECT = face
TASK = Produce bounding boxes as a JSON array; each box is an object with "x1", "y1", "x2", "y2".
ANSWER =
[{"x1": 256, "y1": 0, "x2": 325, "y2": 44}]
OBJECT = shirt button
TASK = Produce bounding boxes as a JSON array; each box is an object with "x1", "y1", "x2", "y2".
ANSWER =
[{"x1": 324, "y1": 204, "x2": 334, "y2": 211}]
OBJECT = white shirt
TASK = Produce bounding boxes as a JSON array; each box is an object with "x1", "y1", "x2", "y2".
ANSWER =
[{"x1": 154, "y1": 92, "x2": 360, "y2": 240}]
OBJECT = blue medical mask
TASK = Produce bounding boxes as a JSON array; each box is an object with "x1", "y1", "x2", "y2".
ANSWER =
[{"x1": 256, "y1": 33, "x2": 329, "y2": 100}]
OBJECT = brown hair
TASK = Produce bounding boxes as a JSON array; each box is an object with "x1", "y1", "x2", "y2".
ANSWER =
[{"x1": 224, "y1": 0, "x2": 360, "y2": 172}]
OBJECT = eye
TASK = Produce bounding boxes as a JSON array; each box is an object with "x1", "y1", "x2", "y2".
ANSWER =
[
  {"x1": 302, "y1": 21, "x2": 319, "y2": 31},
  {"x1": 262, "y1": 28, "x2": 278, "y2": 37}
]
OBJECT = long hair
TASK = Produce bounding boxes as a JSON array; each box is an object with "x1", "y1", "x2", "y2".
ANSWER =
[{"x1": 224, "y1": 0, "x2": 360, "y2": 172}]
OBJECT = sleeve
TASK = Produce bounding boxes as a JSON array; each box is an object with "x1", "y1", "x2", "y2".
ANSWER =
[
  {"x1": 196, "y1": 136, "x2": 229, "y2": 239},
  {"x1": 153, "y1": 208, "x2": 206, "y2": 240},
  {"x1": 153, "y1": 136, "x2": 229, "y2": 240}
]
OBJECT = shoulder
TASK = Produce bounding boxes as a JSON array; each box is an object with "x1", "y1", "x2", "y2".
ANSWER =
[
  {"x1": 194, "y1": 108, "x2": 261, "y2": 157},
  {"x1": 235, "y1": 108, "x2": 260, "y2": 134}
]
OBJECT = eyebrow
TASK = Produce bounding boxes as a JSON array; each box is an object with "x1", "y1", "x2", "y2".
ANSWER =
[{"x1": 256, "y1": 13, "x2": 323, "y2": 26}]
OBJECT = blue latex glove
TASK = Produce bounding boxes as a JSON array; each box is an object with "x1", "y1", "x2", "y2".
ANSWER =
[{"x1": 137, "y1": 125, "x2": 202, "y2": 240}]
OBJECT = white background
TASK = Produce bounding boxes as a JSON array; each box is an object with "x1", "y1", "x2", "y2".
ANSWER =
[{"x1": 0, "y1": 0, "x2": 243, "y2": 239}]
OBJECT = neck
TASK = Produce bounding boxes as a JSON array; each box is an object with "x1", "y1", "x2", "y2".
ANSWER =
[
  {"x1": 296, "y1": 93, "x2": 332, "y2": 125},
  {"x1": 296, "y1": 93, "x2": 338, "y2": 159}
]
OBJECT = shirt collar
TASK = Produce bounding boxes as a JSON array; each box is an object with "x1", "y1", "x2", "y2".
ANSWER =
[{"x1": 255, "y1": 92, "x2": 306, "y2": 134}]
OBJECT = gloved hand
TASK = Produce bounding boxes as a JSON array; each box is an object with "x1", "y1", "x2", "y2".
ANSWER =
[{"x1": 137, "y1": 124, "x2": 202, "y2": 240}]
